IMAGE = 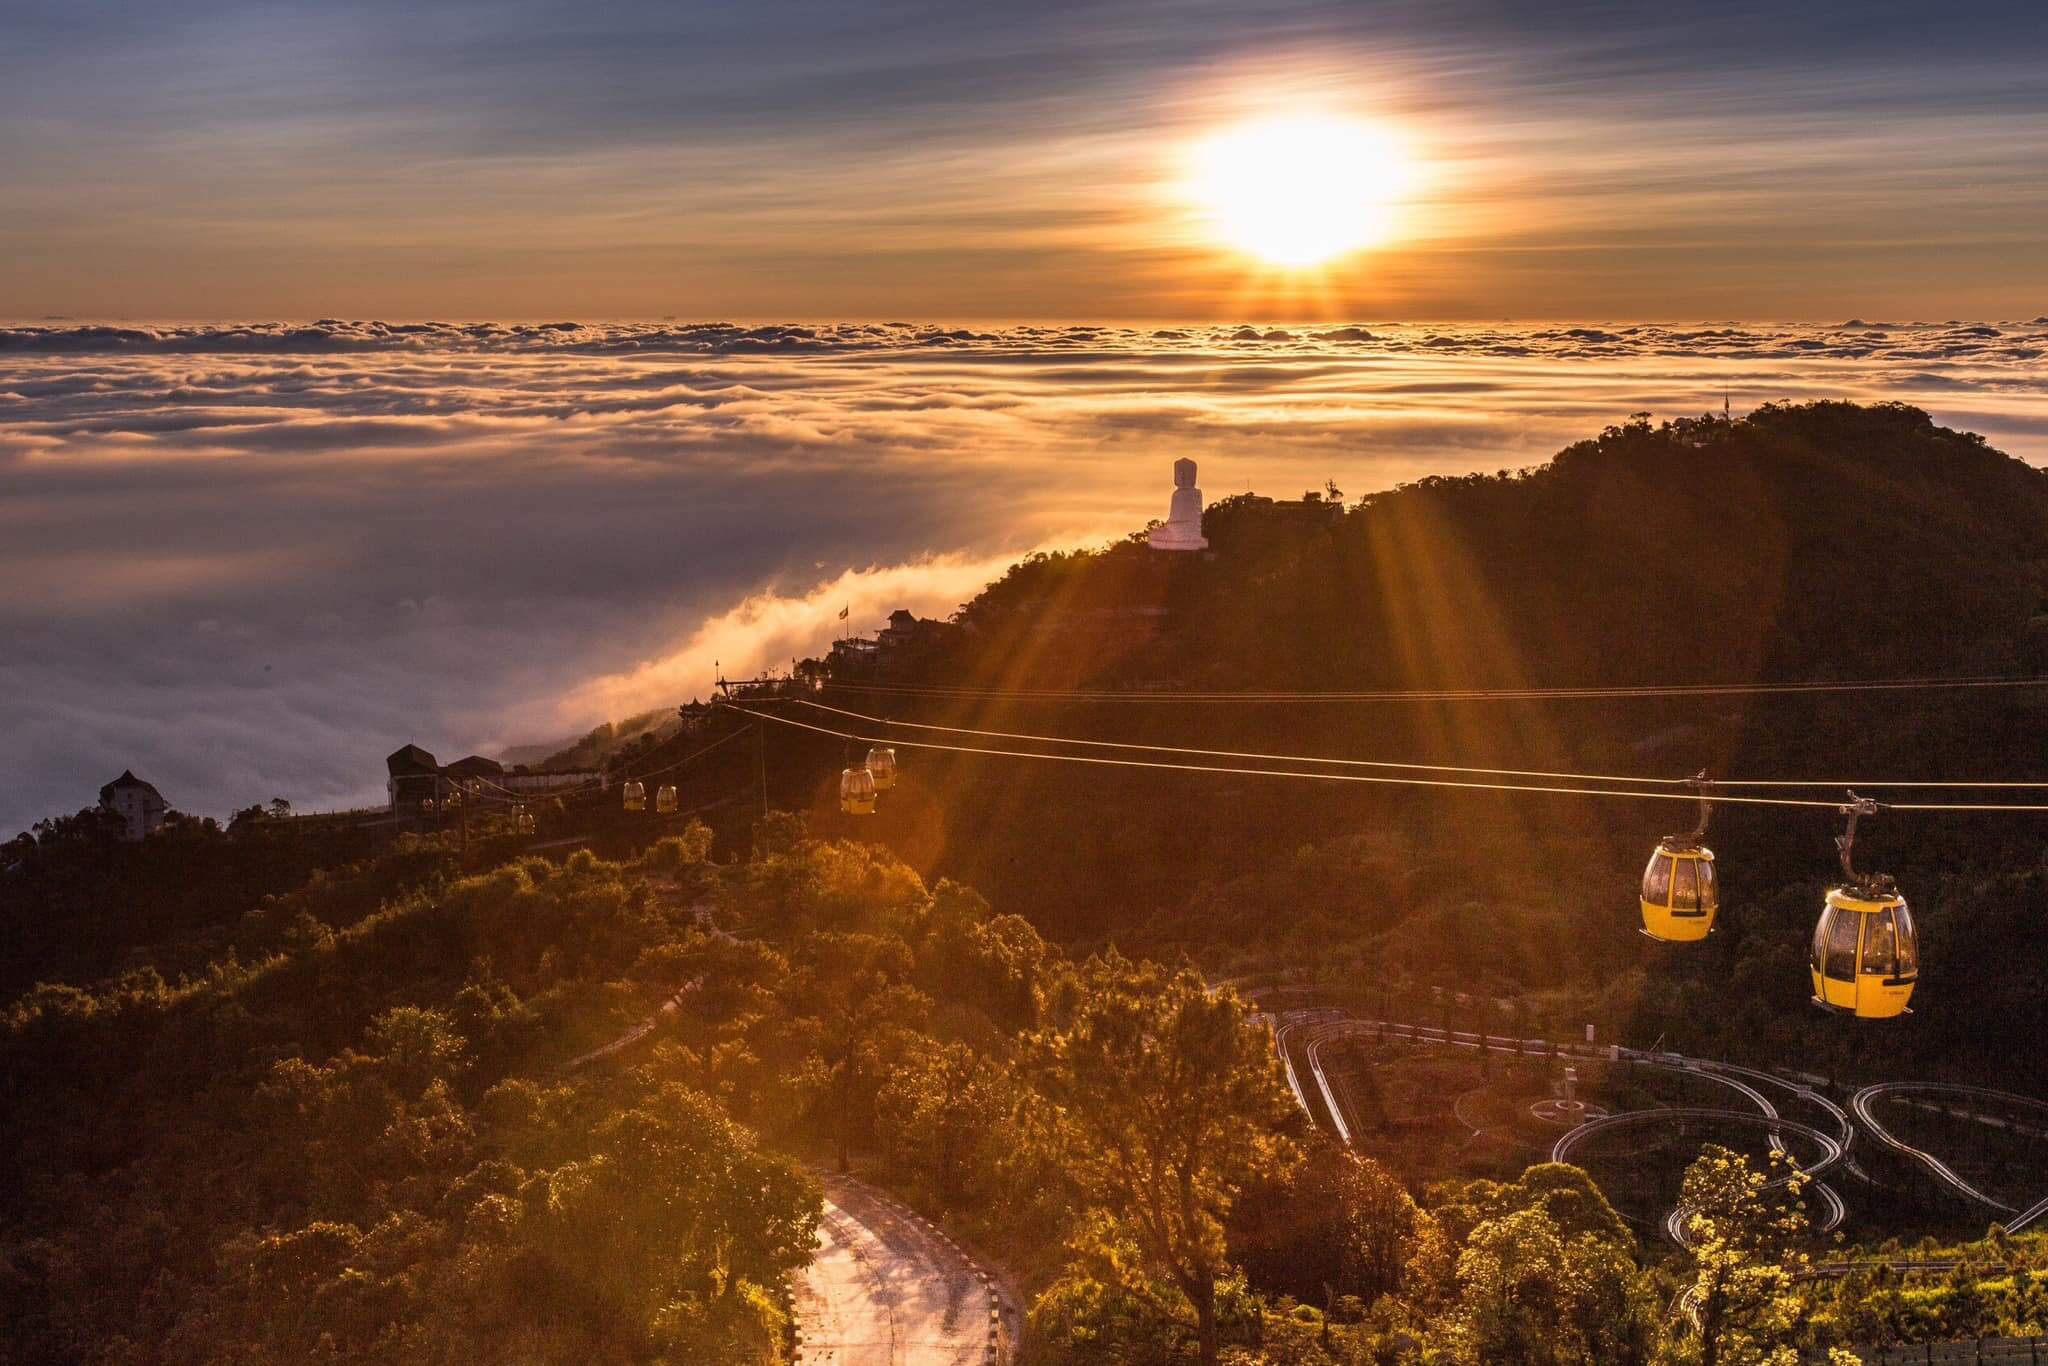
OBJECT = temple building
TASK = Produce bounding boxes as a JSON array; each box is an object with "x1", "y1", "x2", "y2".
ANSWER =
[
  {"x1": 829, "y1": 607, "x2": 951, "y2": 675},
  {"x1": 1148, "y1": 457, "x2": 1209, "y2": 551}
]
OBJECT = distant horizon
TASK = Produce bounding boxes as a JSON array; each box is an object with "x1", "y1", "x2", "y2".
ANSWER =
[{"x1": 9, "y1": 313, "x2": 2048, "y2": 327}]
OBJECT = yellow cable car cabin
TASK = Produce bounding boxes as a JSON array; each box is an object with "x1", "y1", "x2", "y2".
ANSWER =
[
  {"x1": 1810, "y1": 887, "x2": 1917, "y2": 1019},
  {"x1": 865, "y1": 746, "x2": 899, "y2": 791},
  {"x1": 622, "y1": 780, "x2": 646, "y2": 812},
  {"x1": 655, "y1": 784, "x2": 679, "y2": 814},
  {"x1": 840, "y1": 767, "x2": 878, "y2": 816},
  {"x1": 1640, "y1": 843, "x2": 1718, "y2": 941}
]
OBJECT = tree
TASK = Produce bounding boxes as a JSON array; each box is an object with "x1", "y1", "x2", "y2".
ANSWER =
[
  {"x1": 1028, "y1": 1211, "x2": 1195, "y2": 1363},
  {"x1": 874, "y1": 1037, "x2": 1010, "y2": 1206},
  {"x1": 1428, "y1": 1163, "x2": 1634, "y2": 1250},
  {"x1": 1442, "y1": 1204, "x2": 1652, "y2": 1365},
  {"x1": 913, "y1": 879, "x2": 1051, "y2": 1027},
  {"x1": 542, "y1": 1083, "x2": 820, "y2": 1327},
  {"x1": 790, "y1": 931, "x2": 930, "y2": 1170},
  {"x1": 1678, "y1": 1145, "x2": 1812, "y2": 1366},
  {"x1": 1029, "y1": 955, "x2": 1294, "y2": 1365},
  {"x1": 1228, "y1": 1136, "x2": 1437, "y2": 1310},
  {"x1": 1419, "y1": 1162, "x2": 1652, "y2": 1364}
]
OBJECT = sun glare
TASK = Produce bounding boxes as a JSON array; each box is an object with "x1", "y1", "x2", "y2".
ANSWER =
[{"x1": 1185, "y1": 114, "x2": 1415, "y2": 268}]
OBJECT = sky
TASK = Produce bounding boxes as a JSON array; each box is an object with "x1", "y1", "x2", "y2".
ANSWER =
[
  {"x1": 4, "y1": 0, "x2": 2047, "y2": 319},
  {"x1": 7, "y1": 319, "x2": 2048, "y2": 834}
]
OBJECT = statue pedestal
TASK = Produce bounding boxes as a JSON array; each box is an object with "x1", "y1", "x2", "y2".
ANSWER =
[{"x1": 1149, "y1": 523, "x2": 1208, "y2": 551}]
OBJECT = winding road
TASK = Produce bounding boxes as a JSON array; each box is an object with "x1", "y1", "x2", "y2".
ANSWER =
[
  {"x1": 796, "y1": 1173, "x2": 1021, "y2": 1365},
  {"x1": 559, "y1": 983, "x2": 1025, "y2": 1362},
  {"x1": 1265, "y1": 1006, "x2": 2048, "y2": 1244}
]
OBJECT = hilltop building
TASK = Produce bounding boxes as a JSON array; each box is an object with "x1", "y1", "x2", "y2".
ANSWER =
[
  {"x1": 386, "y1": 744, "x2": 600, "y2": 813},
  {"x1": 828, "y1": 606, "x2": 951, "y2": 675},
  {"x1": 99, "y1": 771, "x2": 169, "y2": 840},
  {"x1": 1148, "y1": 458, "x2": 1209, "y2": 551},
  {"x1": 443, "y1": 754, "x2": 505, "y2": 786},
  {"x1": 387, "y1": 745, "x2": 443, "y2": 810},
  {"x1": 829, "y1": 635, "x2": 880, "y2": 669},
  {"x1": 880, "y1": 609, "x2": 925, "y2": 647}
]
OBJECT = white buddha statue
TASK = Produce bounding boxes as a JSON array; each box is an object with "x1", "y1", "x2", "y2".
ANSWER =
[{"x1": 1148, "y1": 457, "x2": 1209, "y2": 551}]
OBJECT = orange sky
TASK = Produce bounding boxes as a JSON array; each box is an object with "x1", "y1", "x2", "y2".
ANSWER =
[{"x1": 4, "y1": 3, "x2": 2045, "y2": 319}]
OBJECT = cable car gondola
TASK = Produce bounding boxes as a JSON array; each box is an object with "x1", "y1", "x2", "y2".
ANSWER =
[
  {"x1": 655, "y1": 784, "x2": 679, "y2": 814},
  {"x1": 1810, "y1": 795, "x2": 1917, "y2": 1019},
  {"x1": 622, "y1": 780, "x2": 646, "y2": 812},
  {"x1": 1640, "y1": 772, "x2": 1718, "y2": 942},
  {"x1": 865, "y1": 746, "x2": 899, "y2": 791},
  {"x1": 840, "y1": 767, "x2": 877, "y2": 816}
]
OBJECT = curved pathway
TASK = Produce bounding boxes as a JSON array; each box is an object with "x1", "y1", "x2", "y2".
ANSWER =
[
  {"x1": 1849, "y1": 1081, "x2": 2048, "y2": 1224},
  {"x1": 1550, "y1": 1106, "x2": 1846, "y2": 1241},
  {"x1": 796, "y1": 1173, "x2": 1018, "y2": 1365},
  {"x1": 1276, "y1": 1009, "x2": 1858, "y2": 1240},
  {"x1": 559, "y1": 988, "x2": 1025, "y2": 1362}
]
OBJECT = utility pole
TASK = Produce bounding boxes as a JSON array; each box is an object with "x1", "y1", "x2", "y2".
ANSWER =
[{"x1": 756, "y1": 721, "x2": 769, "y2": 817}]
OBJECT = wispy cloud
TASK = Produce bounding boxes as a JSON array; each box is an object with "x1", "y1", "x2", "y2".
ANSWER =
[{"x1": 554, "y1": 552, "x2": 1026, "y2": 726}]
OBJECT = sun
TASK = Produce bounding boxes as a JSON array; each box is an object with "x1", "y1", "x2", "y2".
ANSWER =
[{"x1": 1184, "y1": 114, "x2": 1415, "y2": 268}]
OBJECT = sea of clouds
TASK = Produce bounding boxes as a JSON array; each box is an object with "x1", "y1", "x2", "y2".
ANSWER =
[{"x1": 6, "y1": 318, "x2": 2048, "y2": 834}]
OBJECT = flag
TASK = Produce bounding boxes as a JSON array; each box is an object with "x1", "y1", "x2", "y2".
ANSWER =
[{"x1": 838, "y1": 604, "x2": 849, "y2": 621}]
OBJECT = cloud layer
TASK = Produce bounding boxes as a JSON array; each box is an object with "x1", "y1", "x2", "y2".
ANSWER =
[{"x1": 8, "y1": 319, "x2": 2048, "y2": 834}]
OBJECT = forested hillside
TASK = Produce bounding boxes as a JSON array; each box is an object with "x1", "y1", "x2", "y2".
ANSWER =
[
  {"x1": 8, "y1": 815, "x2": 2045, "y2": 1365},
  {"x1": 757, "y1": 402, "x2": 2048, "y2": 1091},
  {"x1": 0, "y1": 805, "x2": 419, "y2": 997}
]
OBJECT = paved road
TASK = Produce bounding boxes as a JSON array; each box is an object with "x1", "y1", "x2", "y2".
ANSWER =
[{"x1": 796, "y1": 1173, "x2": 1018, "y2": 1365}]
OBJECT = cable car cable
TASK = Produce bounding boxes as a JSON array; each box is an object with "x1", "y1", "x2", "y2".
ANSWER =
[
  {"x1": 786, "y1": 697, "x2": 2048, "y2": 794},
  {"x1": 813, "y1": 673, "x2": 2048, "y2": 704},
  {"x1": 726, "y1": 702, "x2": 2048, "y2": 812},
  {"x1": 790, "y1": 697, "x2": 1693, "y2": 787},
  {"x1": 724, "y1": 701, "x2": 2037, "y2": 810}
]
